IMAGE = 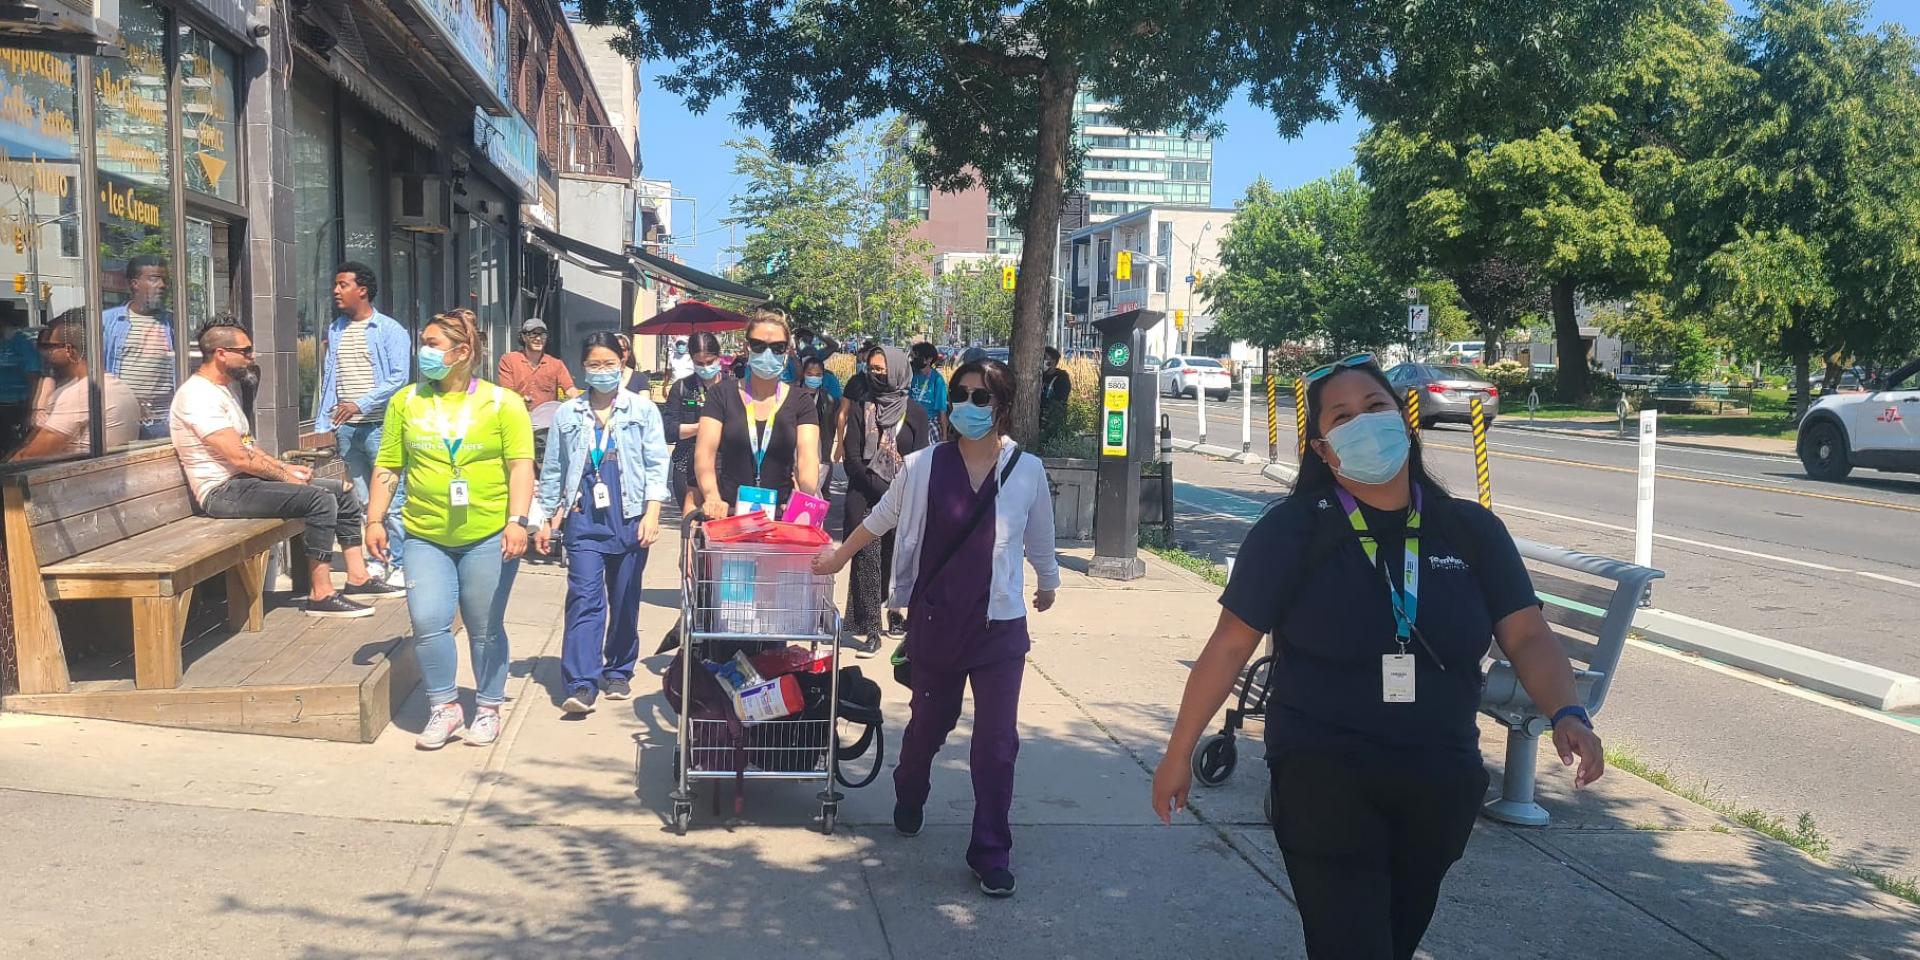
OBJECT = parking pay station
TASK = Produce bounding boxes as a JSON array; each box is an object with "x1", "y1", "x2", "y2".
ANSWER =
[{"x1": 1090, "y1": 308, "x2": 1162, "y2": 580}]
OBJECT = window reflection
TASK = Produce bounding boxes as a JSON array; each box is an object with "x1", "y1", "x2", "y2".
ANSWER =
[{"x1": 11, "y1": 309, "x2": 140, "y2": 463}]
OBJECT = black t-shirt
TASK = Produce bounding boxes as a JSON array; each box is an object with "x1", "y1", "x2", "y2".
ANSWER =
[
  {"x1": 1042, "y1": 367, "x2": 1071, "y2": 405},
  {"x1": 662, "y1": 372, "x2": 725, "y2": 461},
  {"x1": 700, "y1": 381, "x2": 820, "y2": 504},
  {"x1": 1220, "y1": 485, "x2": 1538, "y2": 765}
]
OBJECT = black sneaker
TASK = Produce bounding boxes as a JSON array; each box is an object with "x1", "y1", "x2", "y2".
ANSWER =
[
  {"x1": 562, "y1": 687, "x2": 598, "y2": 714},
  {"x1": 894, "y1": 803, "x2": 923, "y2": 837},
  {"x1": 343, "y1": 578, "x2": 406, "y2": 600},
  {"x1": 856, "y1": 633, "x2": 884, "y2": 660},
  {"x1": 887, "y1": 611, "x2": 906, "y2": 635},
  {"x1": 304, "y1": 594, "x2": 375, "y2": 619},
  {"x1": 975, "y1": 868, "x2": 1016, "y2": 898},
  {"x1": 602, "y1": 677, "x2": 633, "y2": 701}
]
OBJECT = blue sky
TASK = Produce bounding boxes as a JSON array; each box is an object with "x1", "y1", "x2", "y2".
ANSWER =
[{"x1": 639, "y1": 2, "x2": 1919, "y2": 273}]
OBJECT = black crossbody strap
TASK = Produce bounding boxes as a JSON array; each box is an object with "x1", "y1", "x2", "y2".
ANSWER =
[{"x1": 911, "y1": 448, "x2": 1022, "y2": 601}]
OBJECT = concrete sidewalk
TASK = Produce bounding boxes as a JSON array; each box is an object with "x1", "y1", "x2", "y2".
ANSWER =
[{"x1": 1, "y1": 526, "x2": 1915, "y2": 959}]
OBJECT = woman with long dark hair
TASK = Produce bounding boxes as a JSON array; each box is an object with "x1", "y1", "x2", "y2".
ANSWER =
[
  {"x1": 839, "y1": 344, "x2": 931, "y2": 653},
  {"x1": 1150, "y1": 356, "x2": 1603, "y2": 959},
  {"x1": 659, "y1": 331, "x2": 727, "y2": 517},
  {"x1": 531, "y1": 332, "x2": 670, "y2": 714},
  {"x1": 813, "y1": 359, "x2": 1058, "y2": 898}
]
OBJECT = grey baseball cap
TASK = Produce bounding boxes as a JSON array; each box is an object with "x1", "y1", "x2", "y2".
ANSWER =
[{"x1": 521, "y1": 317, "x2": 548, "y2": 334}]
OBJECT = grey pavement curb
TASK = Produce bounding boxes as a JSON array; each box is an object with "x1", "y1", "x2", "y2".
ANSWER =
[
  {"x1": 1260, "y1": 461, "x2": 1297, "y2": 486},
  {"x1": 1168, "y1": 437, "x2": 1267, "y2": 463},
  {"x1": 1497, "y1": 419, "x2": 1798, "y2": 461},
  {"x1": 1633, "y1": 607, "x2": 1920, "y2": 712}
]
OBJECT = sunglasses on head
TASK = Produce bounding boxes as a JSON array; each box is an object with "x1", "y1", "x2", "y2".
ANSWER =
[
  {"x1": 1304, "y1": 353, "x2": 1375, "y2": 383},
  {"x1": 746, "y1": 338, "x2": 790, "y2": 356},
  {"x1": 948, "y1": 385, "x2": 994, "y2": 407}
]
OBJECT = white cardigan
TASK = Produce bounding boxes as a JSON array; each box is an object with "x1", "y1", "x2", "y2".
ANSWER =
[{"x1": 860, "y1": 437, "x2": 1061, "y2": 621}]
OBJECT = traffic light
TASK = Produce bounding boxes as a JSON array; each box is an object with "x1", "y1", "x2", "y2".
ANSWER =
[
  {"x1": 12, "y1": 274, "x2": 23, "y2": 294},
  {"x1": 1001, "y1": 265, "x2": 1017, "y2": 291},
  {"x1": 1174, "y1": 309, "x2": 1186, "y2": 330},
  {"x1": 1116, "y1": 250, "x2": 1132, "y2": 281}
]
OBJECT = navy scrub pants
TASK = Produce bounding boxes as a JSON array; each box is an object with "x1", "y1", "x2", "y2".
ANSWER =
[{"x1": 561, "y1": 545, "x2": 648, "y2": 694}]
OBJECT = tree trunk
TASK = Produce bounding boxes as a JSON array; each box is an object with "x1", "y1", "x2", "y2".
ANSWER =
[
  {"x1": 1009, "y1": 62, "x2": 1078, "y2": 444},
  {"x1": 1551, "y1": 279, "x2": 1589, "y2": 401},
  {"x1": 1794, "y1": 353, "x2": 1812, "y2": 420},
  {"x1": 1822, "y1": 355, "x2": 1843, "y2": 396}
]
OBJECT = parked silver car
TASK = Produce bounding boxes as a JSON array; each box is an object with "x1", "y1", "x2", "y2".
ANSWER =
[{"x1": 1383, "y1": 363, "x2": 1502, "y2": 427}]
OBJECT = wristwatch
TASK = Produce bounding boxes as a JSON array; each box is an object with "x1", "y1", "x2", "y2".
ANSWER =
[
  {"x1": 1550, "y1": 704, "x2": 1593, "y2": 730},
  {"x1": 509, "y1": 515, "x2": 531, "y2": 530}
]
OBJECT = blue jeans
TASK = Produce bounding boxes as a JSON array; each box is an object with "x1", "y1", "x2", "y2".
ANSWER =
[
  {"x1": 336, "y1": 420, "x2": 406, "y2": 571},
  {"x1": 407, "y1": 530, "x2": 519, "y2": 707}
]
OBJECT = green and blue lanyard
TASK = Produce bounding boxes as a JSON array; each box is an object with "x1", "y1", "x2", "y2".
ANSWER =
[{"x1": 1333, "y1": 486, "x2": 1446, "y2": 671}]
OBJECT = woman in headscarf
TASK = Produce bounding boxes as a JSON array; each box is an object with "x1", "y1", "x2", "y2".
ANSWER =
[{"x1": 840, "y1": 344, "x2": 930, "y2": 653}]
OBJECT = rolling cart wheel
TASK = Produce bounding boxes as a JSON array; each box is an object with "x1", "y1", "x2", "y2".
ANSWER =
[
  {"x1": 820, "y1": 803, "x2": 838, "y2": 836},
  {"x1": 1191, "y1": 733, "x2": 1238, "y2": 787},
  {"x1": 672, "y1": 803, "x2": 692, "y2": 836}
]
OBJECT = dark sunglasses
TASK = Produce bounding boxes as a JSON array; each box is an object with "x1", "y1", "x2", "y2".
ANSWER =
[
  {"x1": 220, "y1": 345, "x2": 257, "y2": 358},
  {"x1": 948, "y1": 385, "x2": 994, "y2": 407},
  {"x1": 1304, "y1": 352, "x2": 1374, "y2": 383},
  {"x1": 746, "y1": 338, "x2": 790, "y2": 356}
]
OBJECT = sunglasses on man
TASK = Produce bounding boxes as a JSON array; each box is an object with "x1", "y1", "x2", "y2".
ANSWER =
[{"x1": 746, "y1": 337, "x2": 790, "y2": 356}]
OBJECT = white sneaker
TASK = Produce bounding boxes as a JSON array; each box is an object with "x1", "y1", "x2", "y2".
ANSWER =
[
  {"x1": 385, "y1": 567, "x2": 407, "y2": 589},
  {"x1": 365, "y1": 561, "x2": 387, "y2": 582},
  {"x1": 466, "y1": 706, "x2": 502, "y2": 746},
  {"x1": 417, "y1": 703, "x2": 464, "y2": 750}
]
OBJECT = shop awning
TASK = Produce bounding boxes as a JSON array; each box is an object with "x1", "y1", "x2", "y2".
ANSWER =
[
  {"x1": 629, "y1": 248, "x2": 769, "y2": 306},
  {"x1": 526, "y1": 224, "x2": 633, "y2": 282}
]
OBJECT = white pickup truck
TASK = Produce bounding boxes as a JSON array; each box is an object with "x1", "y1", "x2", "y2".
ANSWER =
[{"x1": 1797, "y1": 358, "x2": 1920, "y2": 480}]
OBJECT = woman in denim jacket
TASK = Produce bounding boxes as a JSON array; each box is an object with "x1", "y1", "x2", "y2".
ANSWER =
[{"x1": 533, "y1": 332, "x2": 671, "y2": 714}]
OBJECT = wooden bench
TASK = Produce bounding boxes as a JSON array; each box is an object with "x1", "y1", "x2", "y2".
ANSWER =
[
  {"x1": 1650, "y1": 382, "x2": 1743, "y2": 414},
  {"x1": 2, "y1": 445, "x2": 303, "y2": 694}
]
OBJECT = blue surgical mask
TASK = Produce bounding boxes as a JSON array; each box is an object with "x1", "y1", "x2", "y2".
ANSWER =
[
  {"x1": 696, "y1": 362, "x2": 722, "y2": 381},
  {"x1": 675, "y1": 343, "x2": 686, "y2": 356},
  {"x1": 803, "y1": 375, "x2": 824, "y2": 389},
  {"x1": 748, "y1": 349, "x2": 786, "y2": 381},
  {"x1": 949, "y1": 400, "x2": 996, "y2": 440},
  {"x1": 586, "y1": 370, "x2": 623, "y2": 393},
  {"x1": 1324, "y1": 410, "x2": 1412, "y2": 485},
  {"x1": 417, "y1": 345, "x2": 451, "y2": 380}
]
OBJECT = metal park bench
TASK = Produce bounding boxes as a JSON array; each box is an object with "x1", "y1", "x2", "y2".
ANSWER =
[{"x1": 1479, "y1": 540, "x2": 1663, "y2": 825}]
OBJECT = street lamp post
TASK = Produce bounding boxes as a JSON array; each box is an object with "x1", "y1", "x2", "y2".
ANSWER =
[{"x1": 1176, "y1": 222, "x2": 1214, "y2": 355}]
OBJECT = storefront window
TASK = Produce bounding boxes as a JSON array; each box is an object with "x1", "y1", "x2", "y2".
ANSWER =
[
  {"x1": 95, "y1": 0, "x2": 177, "y2": 448},
  {"x1": 465, "y1": 213, "x2": 508, "y2": 370},
  {"x1": 341, "y1": 104, "x2": 384, "y2": 283},
  {"x1": 179, "y1": 27, "x2": 239, "y2": 202},
  {"x1": 290, "y1": 77, "x2": 337, "y2": 421},
  {"x1": 0, "y1": 49, "x2": 90, "y2": 464}
]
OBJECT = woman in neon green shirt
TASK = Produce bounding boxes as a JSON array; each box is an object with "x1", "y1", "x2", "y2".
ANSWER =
[{"x1": 368, "y1": 308, "x2": 536, "y2": 750}]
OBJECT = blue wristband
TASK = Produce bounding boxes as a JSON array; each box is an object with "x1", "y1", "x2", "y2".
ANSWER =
[{"x1": 1550, "y1": 705, "x2": 1593, "y2": 729}]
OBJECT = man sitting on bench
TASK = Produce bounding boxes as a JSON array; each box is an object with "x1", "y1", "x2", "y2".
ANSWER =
[{"x1": 169, "y1": 317, "x2": 402, "y2": 618}]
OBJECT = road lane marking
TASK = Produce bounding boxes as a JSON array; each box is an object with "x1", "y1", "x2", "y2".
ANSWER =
[
  {"x1": 1666, "y1": 465, "x2": 1792, "y2": 484},
  {"x1": 1490, "y1": 441, "x2": 1555, "y2": 453},
  {"x1": 1497, "y1": 504, "x2": 1854, "y2": 572},
  {"x1": 1426, "y1": 441, "x2": 1920, "y2": 513},
  {"x1": 1859, "y1": 571, "x2": 1920, "y2": 589},
  {"x1": 1626, "y1": 638, "x2": 1920, "y2": 736}
]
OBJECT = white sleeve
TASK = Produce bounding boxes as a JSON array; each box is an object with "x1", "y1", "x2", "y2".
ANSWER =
[
  {"x1": 859, "y1": 447, "x2": 920, "y2": 538},
  {"x1": 178, "y1": 383, "x2": 239, "y2": 439},
  {"x1": 1021, "y1": 457, "x2": 1061, "y2": 591}
]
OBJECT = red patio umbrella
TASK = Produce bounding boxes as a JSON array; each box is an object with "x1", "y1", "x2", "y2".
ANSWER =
[{"x1": 631, "y1": 300, "x2": 749, "y2": 336}]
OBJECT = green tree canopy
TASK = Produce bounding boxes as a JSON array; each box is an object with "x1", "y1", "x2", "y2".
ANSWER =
[{"x1": 579, "y1": 0, "x2": 1658, "y2": 440}]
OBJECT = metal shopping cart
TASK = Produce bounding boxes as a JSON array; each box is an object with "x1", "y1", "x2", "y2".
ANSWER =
[{"x1": 666, "y1": 512, "x2": 844, "y2": 835}]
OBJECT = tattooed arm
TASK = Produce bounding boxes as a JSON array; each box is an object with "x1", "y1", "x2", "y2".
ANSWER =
[{"x1": 201, "y1": 428, "x2": 307, "y2": 482}]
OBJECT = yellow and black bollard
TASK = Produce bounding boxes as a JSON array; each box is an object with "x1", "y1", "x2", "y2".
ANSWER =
[
  {"x1": 1266, "y1": 372, "x2": 1279, "y2": 461},
  {"x1": 1292, "y1": 377, "x2": 1308, "y2": 459},
  {"x1": 1470, "y1": 396, "x2": 1492, "y2": 507},
  {"x1": 1406, "y1": 387, "x2": 1422, "y2": 433}
]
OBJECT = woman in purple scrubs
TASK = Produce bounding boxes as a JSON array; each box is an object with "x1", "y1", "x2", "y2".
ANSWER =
[{"x1": 813, "y1": 359, "x2": 1059, "y2": 898}]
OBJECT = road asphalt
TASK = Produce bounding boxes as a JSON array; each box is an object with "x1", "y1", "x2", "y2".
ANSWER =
[{"x1": 0, "y1": 525, "x2": 1915, "y2": 959}]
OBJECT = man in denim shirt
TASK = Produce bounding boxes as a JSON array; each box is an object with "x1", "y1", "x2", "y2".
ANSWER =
[
  {"x1": 315, "y1": 261, "x2": 412, "y2": 586},
  {"x1": 101, "y1": 255, "x2": 177, "y2": 440}
]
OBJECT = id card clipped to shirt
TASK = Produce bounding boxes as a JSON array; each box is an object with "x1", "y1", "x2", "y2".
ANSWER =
[{"x1": 1382, "y1": 654, "x2": 1416, "y2": 703}]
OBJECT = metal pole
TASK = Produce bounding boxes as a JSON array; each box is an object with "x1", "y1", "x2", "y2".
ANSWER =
[{"x1": 1239, "y1": 365, "x2": 1251, "y2": 457}]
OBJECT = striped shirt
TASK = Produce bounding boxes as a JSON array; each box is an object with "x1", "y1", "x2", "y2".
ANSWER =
[
  {"x1": 117, "y1": 310, "x2": 176, "y2": 423},
  {"x1": 333, "y1": 319, "x2": 380, "y2": 422}
]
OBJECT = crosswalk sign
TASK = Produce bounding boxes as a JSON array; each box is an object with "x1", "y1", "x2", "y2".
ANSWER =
[{"x1": 1002, "y1": 265, "x2": 1017, "y2": 291}]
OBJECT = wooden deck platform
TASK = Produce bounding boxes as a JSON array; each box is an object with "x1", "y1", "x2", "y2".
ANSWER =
[{"x1": 0, "y1": 590, "x2": 419, "y2": 742}]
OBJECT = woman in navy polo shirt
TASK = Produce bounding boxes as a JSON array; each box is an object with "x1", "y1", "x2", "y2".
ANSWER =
[{"x1": 1151, "y1": 356, "x2": 1603, "y2": 960}]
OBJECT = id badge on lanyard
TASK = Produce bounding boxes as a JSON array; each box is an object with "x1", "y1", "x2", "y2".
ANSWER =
[
  {"x1": 1334, "y1": 487, "x2": 1424, "y2": 703},
  {"x1": 436, "y1": 381, "x2": 478, "y2": 507},
  {"x1": 589, "y1": 419, "x2": 613, "y2": 510},
  {"x1": 743, "y1": 384, "x2": 787, "y2": 486}
]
